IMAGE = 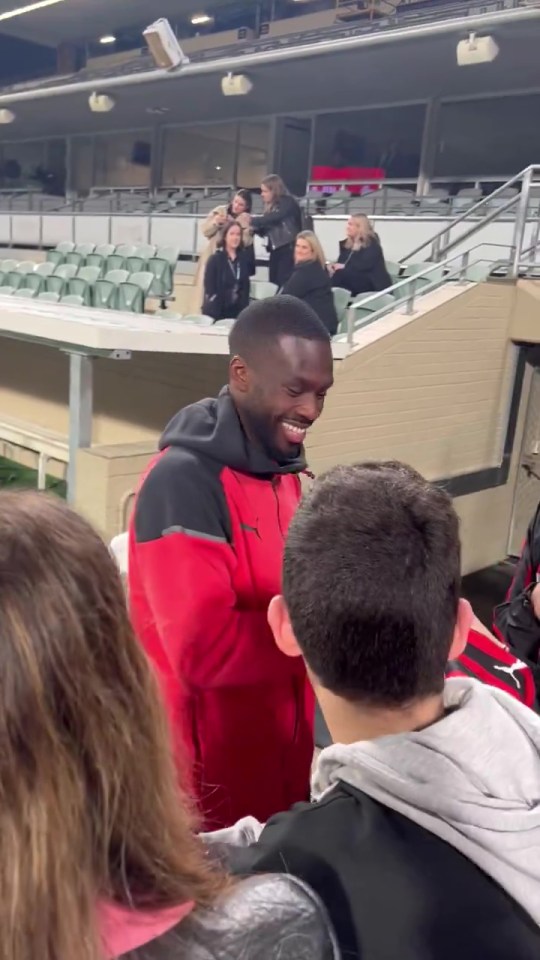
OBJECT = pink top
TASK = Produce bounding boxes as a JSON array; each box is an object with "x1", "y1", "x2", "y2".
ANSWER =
[{"x1": 99, "y1": 898, "x2": 195, "y2": 958}]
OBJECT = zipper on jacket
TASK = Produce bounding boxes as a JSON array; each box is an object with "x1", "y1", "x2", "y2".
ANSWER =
[{"x1": 271, "y1": 476, "x2": 285, "y2": 540}]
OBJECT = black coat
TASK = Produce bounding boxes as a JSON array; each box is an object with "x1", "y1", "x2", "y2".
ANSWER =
[
  {"x1": 333, "y1": 239, "x2": 392, "y2": 297},
  {"x1": 251, "y1": 195, "x2": 302, "y2": 251},
  {"x1": 281, "y1": 260, "x2": 338, "y2": 335},
  {"x1": 203, "y1": 248, "x2": 250, "y2": 321},
  {"x1": 235, "y1": 781, "x2": 540, "y2": 960}
]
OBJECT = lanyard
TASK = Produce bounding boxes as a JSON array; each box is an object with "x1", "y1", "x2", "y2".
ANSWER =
[{"x1": 228, "y1": 256, "x2": 240, "y2": 281}]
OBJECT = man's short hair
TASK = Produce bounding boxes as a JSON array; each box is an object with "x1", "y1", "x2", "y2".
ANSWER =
[
  {"x1": 229, "y1": 295, "x2": 330, "y2": 362},
  {"x1": 283, "y1": 462, "x2": 461, "y2": 706}
]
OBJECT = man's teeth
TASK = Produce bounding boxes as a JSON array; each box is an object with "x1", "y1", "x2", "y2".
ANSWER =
[{"x1": 283, "y1": 421, "x2": 307, "y2": 437}]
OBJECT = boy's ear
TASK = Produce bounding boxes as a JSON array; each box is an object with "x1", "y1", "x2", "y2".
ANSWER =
[
  {"x1": 449, "y1": 598, "x2": 474, "y2": 661},
  {"x1": 268, "y1": 595, "x2": 302, "y2": 658}
]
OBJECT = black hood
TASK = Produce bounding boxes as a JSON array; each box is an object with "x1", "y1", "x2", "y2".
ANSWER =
[{"x1": 159, "y1": 387, "x2": 306, "y2": 477}]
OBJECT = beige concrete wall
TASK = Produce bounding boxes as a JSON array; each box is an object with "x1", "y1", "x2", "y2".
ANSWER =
[
  {"x1": 306, "y1": 280, "x2": 525, "y2": 573},
  {"x1": 0, "y1": 338, "x2": 228, "y2": 446}
]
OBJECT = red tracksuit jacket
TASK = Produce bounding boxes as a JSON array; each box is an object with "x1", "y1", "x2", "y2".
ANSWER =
[{"x1": 128, "y1": 388, "x2": 314, "y2": 828}]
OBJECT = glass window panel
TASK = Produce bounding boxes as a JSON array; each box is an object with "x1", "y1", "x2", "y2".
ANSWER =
[
  {"x1": 94, "y1": 130, "x2": 151, "y2": 187},
  {"x1": 435, "y1": 95, "x2": 540, "y2": 178},
  {"x1": 237, "y1": 120, "x2": 270, "y2": 188},
  {"x1": 313, "y1": 105, "x2": 426, "y2": 179},
  {"x1": 162, "y1": 123, "x2": 237, "y2": 186}
]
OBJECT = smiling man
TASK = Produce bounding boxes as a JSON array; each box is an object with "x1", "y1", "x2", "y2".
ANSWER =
[{"x1": 128, "y1": 295, "x2": 334, "y2": 828}]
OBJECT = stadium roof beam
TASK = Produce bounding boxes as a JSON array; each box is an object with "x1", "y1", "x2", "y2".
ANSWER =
[{"x1": 0, "y1": 5, "x2": 538, "y2": 105}]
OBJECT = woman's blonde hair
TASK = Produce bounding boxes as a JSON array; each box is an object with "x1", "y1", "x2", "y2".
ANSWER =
[
  {"x1": 261, "y1": 173, "x2": 289, "y2": 208},
  {"x1": 344, "y1": 214, "x2": 378, "y2": 250},
  {"x1": 296, "y1": 230, "x2": 326, "y2": 268},
  {"x1": 0, "y1": 491, "x2": 223, "y2": 960}
]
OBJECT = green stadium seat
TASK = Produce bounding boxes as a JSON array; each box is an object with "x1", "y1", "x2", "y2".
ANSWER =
[
  {"x1": 135, "y1": 243, "x2": 156, "y2": 260},
  {"x1": 38, "y1": 291, "x2": 61, "y2": 303},
  {"x1": 117, "y1": 282, "x2": 144, "y2": 313},
  {"x1": 331, "y1": 287, "x2": 351, "y2": 324},
  {"x1": 14, "y1": 287, "x2": 36, "y2": 299},
  {"x1": 115, "y1": 243, "x2": 137, "y2": 259},
  {"x1": 74, "y1": 242, "x2": 96, "y2": 257},
  {"x1": 104, "y1": 269, "x2": 129, "y2": 285},
  {"x1": 155, "y1": 308, "x2": 182, "y2": 321},
  {"x1": 46, "y1": 275, "x2": 67, "y2": 296},
  {"x1": 15, "y1": 261, "x2": 35, "y2": 274},
  {"x1": 156, "y1": 246, "x2": 180, "y2": 267},
  {"x1": 20, "y1": 273, "x2": 43, "y2": 294},
  {"x1": 46, "y1": 250, "x2": 65, "y2": 266},
  {"x1": 94, "y1": 280, "x2": 118, "y2": 309},
  {"x1": 65, "y1": 252, "x2": 85, "y2": 268},
  {"x1": 35, "y1": 261, "x2": 56, "y2": 277},
  {"x1": 69, "y1": 265, "x2": 101, "y2": 305},
  {"x1": 95, "y1": 243, "x2": 116, "y2": 258},
  {"x1": 147, "y1": 257, "x2": 173, "y2": 298},
  {"x1": 56, "y1": 241, "x2": 75, "y2": 254},
  {"x1": 85, "y1": 253, "x2": 105, "y2": 272},
  {"x1": 181, "y1": 314, "x2": 215, "y2": 326},
  {"x1": 125, "y1": 256, "x2": 146, "y2": 274},
  {"x1": 0, "y1": 259, "x2": 18, "y2": 273},
  {"x1": 3, "y1": 271, "x2": 22, "y2": 290},
  {"x1": 250, "y1": 280, "x2": 278, "y2": 299},
  {"x1": 61, "y1": 294, "x2": 85, "y2": 306},
  {"x1": 54, "y1": 263, "x2": 78, "y2": 282},
  {"x1": 105, "y1": 254, "x2": 126, "y2": 273}
]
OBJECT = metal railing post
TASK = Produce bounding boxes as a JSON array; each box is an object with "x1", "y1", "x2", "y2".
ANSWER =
[
  {"x1": 406, "y1": 277, "x2": 417, "y2": 315},
  {"x1": 459, "y1": 250, "x2": 469, "y2": 282},
  {"x1": 346, "y1": 306, "x2": 353, "y2": 348},
  {"x1": 510, "y1": 168, "x2": 532, "y2": 278}
]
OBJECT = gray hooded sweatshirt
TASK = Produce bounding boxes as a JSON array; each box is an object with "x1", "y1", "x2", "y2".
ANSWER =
[{"x1": 311, "y1": 677, "x2": 540, "y2": 926}]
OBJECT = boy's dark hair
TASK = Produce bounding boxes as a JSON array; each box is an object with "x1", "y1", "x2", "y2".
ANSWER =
[
  {"x1": 229, "y1": 295, "x2": 330, "y2": 362},
  {"x1": 283, "y1": 461, "x2": 461, "y2": 706}
]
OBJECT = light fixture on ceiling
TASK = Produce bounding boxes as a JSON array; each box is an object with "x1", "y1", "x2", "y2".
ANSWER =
[
  {"x1": 0, "y1": 109, "x2": 15, "y2": 124},
  {"x1": 88, "y1": 91, "x2": 116, "y2": 113},
  {"x1": 0, "y1": 0, "x2": 65, "y2": 22},
  {"x1": 457, "y1": 32, "x2": 499, "y2": 66},
  {"x1": 191, "y1": 12, "x2": 213, "y2": 25},
  {"x1": 221, "y1": 72, "x2": 253, "y2": 96},
  {"x1": 99, "y1": 34, "x2": 116, "y2": 44}
]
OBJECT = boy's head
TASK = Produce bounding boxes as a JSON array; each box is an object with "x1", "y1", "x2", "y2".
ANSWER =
[{"x1": 269, "y1": 461, "x2": 472, "y2": 710}]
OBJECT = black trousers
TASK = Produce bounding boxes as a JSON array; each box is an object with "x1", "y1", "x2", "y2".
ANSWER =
[{"x1": 269, "y1": 244, "x2": 295, "y2": 288}]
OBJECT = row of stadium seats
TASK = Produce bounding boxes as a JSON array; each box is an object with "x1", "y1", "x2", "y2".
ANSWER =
[
  {"x1": 0, "y1": 184, "x2": 527, "y2": 218},
  {"x1": 0, "y1": 259, "x2": 160, "y2": 312},
  {"x1": 43, "y1": 241, "x2": 178, "y2": 300}
]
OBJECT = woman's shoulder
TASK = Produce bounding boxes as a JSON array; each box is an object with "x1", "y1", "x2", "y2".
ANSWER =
[{"x1": 136, "y1": 874, "x2": 337, "y2": 960}]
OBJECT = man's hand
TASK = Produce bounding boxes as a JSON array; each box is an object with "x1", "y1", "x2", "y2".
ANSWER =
[{"x1": 531, "y1": 583, "x2": 540, "y2": 620}]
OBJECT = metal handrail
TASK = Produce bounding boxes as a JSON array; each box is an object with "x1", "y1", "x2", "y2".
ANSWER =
[
  {"x1": 342, "y1": 236, "x2": 540, "y2": 347},
  {"x1": 401, "y1": 164, "x2": 540, "y2": 263}
]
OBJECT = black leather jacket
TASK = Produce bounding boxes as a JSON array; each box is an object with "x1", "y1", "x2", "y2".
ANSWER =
[
  {"x1": 127, "y1": 874, "x2": 338, "y2": 959},
  {"x1": 251, "y1": 195, "x2": 302, "y2": 251}
]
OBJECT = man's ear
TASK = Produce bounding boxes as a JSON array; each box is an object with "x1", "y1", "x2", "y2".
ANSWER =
[
  {"x1": 448, "y1": 597, "x2": 474, "y2": 661},
  {"x1": 229, "y1": 355, "x2": 250, "y2": 394},
  {"x1": 268, "y1": 595, "x2": 302, "y2": 658}
]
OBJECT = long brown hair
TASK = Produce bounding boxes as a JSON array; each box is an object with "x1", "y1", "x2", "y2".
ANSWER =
[
  {"x1": 261, "y1": 173, "x2": 289, "y2": 209},
  {"x1": 0, "y1": 491, "x2": 223, "y2": 960}
]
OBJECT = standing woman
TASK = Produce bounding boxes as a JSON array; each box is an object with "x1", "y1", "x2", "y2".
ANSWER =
[
  {"x1": 250, "y1": 174, "x2": 301, "y2": 288},
  {"x1": 281, "y1": 231, "x2": 338, "y2": 335},
  {"x1": 203, "y1": 220, "x2": 250, "y2": 321},
  {"x1": 0, "y1": 490, "x2": 337, "y2": 960},
  {"x1": 192, "y1": 189, "x2": 254, "y2": 312},
  {"x1": 331, "y1": 214, "x2": 392, "y2": 297}
]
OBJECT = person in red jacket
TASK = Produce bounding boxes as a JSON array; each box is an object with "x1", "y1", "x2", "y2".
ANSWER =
[{"x1": 128, "y1": 295, "x2": 334, "y2": 828}]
